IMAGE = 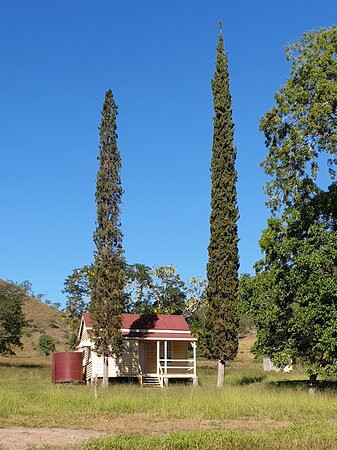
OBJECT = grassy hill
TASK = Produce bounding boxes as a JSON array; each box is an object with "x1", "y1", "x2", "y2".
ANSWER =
[{"x1": 0, "y1": 280, "x2": 71, "y2": 365}]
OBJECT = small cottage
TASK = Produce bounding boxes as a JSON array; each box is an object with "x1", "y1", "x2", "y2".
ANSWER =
[{"x1": 78, "y1": 313, "x2": 198, "y2": 387}]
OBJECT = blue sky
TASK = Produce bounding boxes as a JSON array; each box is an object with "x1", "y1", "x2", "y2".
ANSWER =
[{"x1": 0, "y1": 0, "x2": 335, "y2": 304}]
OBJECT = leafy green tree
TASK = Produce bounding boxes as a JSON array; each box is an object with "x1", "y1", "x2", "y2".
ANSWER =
[
  {"x1": 125, "y1": 263, "x2": 153, "y2": 313},
  {"x1": 184, "y1": 277, "x2": 207, "y2": 319},
  {"x1": 252, "y1": 27, "x2": 337, "y2": 383},
  {"x1": 237, "y1": 274, "x2": 255, "y2": 337},
  {"x1": 126, "y1": 264, "x2": 188, "y2": 315},
  {"x1": 38, "y1": 334, "x2": 55, "y2": 356},
  {"x1": 205, "y1": 25, "x2": 240, "y2": 387},
  {"x1": 66, "y1": 262, "x2": 187, "y2": 316},
  {"x1": 63, "y1": 265, "x2": 93, "y2": 346},
  {"x1": 67, "y1": 334, "x2": 78, "y2": 351},
  {"x1": 89, "y1": 89, "x2": 125, "y2": 388},
  {"x1": 0, "y1": 282, "x2": 27, "y2": 355},
  {"x1": 152, "y1": 265, "x2": 186, "y2": 314},
  {"x1": 184, "y1": 277, "x2": 208, "y2": 357},
  {"x1": 246, "y1": 221, "x2": 337, "y2": 382},
  {"x1": 18, "y1": 280, "x2": 33, "y2": 295},
  {"x1": 260, "y1": 27, "x2": 337, "y2": 213}
]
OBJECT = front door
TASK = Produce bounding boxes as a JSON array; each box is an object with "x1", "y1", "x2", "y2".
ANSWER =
[{"x1": 145, "y1": 341, "x2": 157, "y2": 374}]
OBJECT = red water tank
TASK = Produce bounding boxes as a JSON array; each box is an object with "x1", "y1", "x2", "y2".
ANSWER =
[{"x1": 52, "y1": 352, "x2": 83, "y2": 383}]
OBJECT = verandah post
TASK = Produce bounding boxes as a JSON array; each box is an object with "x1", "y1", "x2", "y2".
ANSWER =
[
  {"x1": 192, "y1": 342, "x2": 198, "y2": 386},
  {"x1": 156, "y1": 340, "x2": 160, "y2": 375},
  {"x1": 164, "y1": 340, "x2": 168, "y2": 375},
  {"x1": 192, "y1": 342, "x2": 197, "y2": 376}
]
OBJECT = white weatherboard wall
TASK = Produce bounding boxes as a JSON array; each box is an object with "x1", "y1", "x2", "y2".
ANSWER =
[{"x1": 91, "y1": 340, "x2": 139, "y2": 378}]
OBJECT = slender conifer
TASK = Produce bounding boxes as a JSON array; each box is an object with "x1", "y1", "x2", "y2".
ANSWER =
[
  {"x1": 90, "y1": 90, "x2": 125, "y2": 388},
  {"x1": 206, "y1": 24, "x2": 240, "y2": 387}
]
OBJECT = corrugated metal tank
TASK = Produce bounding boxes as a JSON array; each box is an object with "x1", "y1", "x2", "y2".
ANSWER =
[{"x1": 52, "y1": 352, "x2": 83, "y2": 383}]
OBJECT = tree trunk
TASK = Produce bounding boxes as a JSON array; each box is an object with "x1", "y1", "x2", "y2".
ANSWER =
[
  {"x1": 217, "y1": 359, "x2": 225, "y2": 388},
  {"x1": 309, "y1": 373, "x2": 317, "y2": 385},
  {"x1": 308, "y1": 373, "x2": 317, "y2": 396},
  {"x1": 102, "y1": 355, "x2": 109, "y2": 389}
]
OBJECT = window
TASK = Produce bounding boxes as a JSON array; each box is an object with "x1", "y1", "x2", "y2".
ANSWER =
[{"x1": 159, "y1": 341, "x2": 172, "y2": 360}]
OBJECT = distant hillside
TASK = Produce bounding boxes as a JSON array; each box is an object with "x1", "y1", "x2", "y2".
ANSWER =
[{"x1": 0, "y1": 280, "x2": 71, "y2": 364}]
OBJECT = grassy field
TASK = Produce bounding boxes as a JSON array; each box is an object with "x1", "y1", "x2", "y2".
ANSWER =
[{"x1": 1, "y1": 335, "x2": 337, "y2": 449}]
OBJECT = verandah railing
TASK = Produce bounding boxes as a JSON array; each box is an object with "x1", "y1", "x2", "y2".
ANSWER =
[
  {"x1": 155, "y1": 340, "x2": 197, "y2": 383},
  {"x1": 158, "y1": 358, "x2": 195, "y2": 375}
]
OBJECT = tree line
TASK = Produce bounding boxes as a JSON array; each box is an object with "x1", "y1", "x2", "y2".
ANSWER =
[{"x1": 63, "y1": 264, "x2": 211, "y2": 355}]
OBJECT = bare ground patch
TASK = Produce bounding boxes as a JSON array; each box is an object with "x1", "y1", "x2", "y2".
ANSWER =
[
  {"x1": 0, "y1": 415, "x2": 290, "y2": 449},
  {"x1": 0, "y1": 427, "x2": 105, "y2": 450}
]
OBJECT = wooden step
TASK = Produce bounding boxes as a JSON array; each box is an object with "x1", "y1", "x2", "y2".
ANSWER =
[{"x1": 141, "y1": 376, "x2": 161, "y2": 387}]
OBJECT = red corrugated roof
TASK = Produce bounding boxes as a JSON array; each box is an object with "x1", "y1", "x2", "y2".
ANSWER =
[
  {"x1": 82, "y1": 313, "x2": 92, "y2": 327},
  {"x1": 82, "y1": 312, "x2": 190, "y2": 332}
]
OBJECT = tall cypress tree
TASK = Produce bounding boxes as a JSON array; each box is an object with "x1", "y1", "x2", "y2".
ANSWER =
[
  {"x1": 89, "y1": 89, "x2": 125, "y2": 388},
  {"x1": 206, "y1": 24, "x2": 239, "y2": 387}
]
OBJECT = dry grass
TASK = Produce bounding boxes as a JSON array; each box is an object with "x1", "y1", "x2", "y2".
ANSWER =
[
  {"x1": 0, "y1": 354, "x2": 333, "y2": 429},
  {"x1": 0, "y1": 280, "x2": 70, "y2": 364},
  {"x1": 20, "y1": 295, "x2": 69, "y2": 355},
  {"x1": 196, "y1": 330, "x2": 257, "y2": 369},
  {"x1": 2, "y1": 329, "x2": 337, "y2": 448}
]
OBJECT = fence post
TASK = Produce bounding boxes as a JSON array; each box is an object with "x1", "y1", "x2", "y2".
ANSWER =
[{"x1": 94, "y1": 375, "x2": 98, "y2": 399}]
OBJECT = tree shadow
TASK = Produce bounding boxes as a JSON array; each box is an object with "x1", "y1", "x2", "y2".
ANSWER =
[
  {"x1": 0, "y1": 361, "x2": 44, "y2": 369},
  {"x1": 108, "y1": 377, "x2": 140, "y2": 386},
  {"x1": 269, "y1": 379, "x2": 337, "y2": 391},
  {"x1": 238, "y1": 375, "x2": 266, "y2": 385},
  {"x1": 125, "y1": 314, "x2": 159, "y2": 337}
]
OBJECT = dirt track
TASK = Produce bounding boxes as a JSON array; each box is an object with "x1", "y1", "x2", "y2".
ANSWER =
[
  {"x1": 0, "y1": 417, "x2": 289, "y2": 449},
  {"x1": 0, "y1": 427, "x2": 105, "y2": 449}
]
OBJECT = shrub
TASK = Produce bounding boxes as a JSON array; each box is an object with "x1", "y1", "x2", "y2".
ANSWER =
[{"x1": 38, "y1": 334, "x2": 55, "y2": 356}]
